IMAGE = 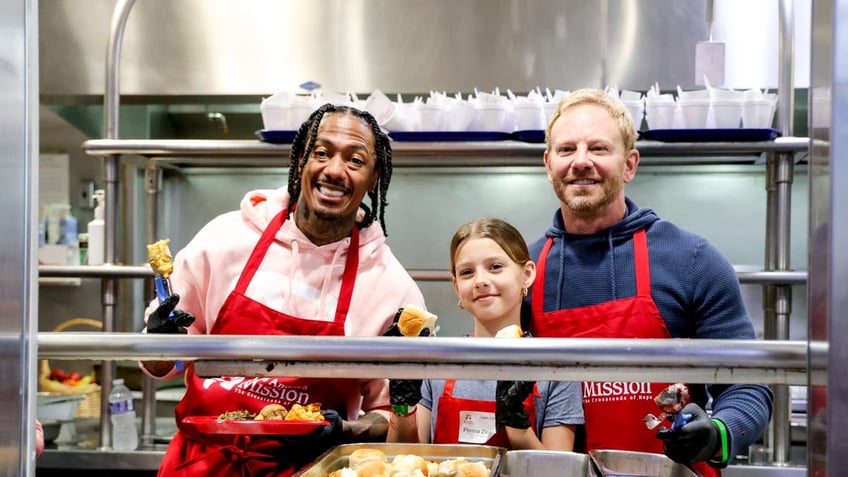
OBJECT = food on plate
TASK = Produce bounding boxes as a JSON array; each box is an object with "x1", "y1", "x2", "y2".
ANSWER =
[
  {"x1": 146, "y1": 239, "x2": 174, "y2": 278},
  {"x1": 217, "y1": 410, "x2": 256, "y2": 421},
  {"x1": 216, "y1": 402, "x2": 325, "y2": 423},
  {"x1": 397, "y1": 304, "x2": 438, "y2": 337},
  {"x1": 494, "y1": 324, "x2": 524, "y2": 338},
  {"x1": 324, "y1": 449, "x2": 490, "y2": 477},
  {"x1": 255, "y1": 403, "x2": 288, "y2": 421},
  {"x1": 286, "y1": 403, "x2": 325, "y2": 421}
]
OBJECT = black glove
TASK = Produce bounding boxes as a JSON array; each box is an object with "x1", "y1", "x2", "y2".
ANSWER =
[
  {"x1": 390, "y1": 378, "x2": 422, "y2": 411},
  {"x1": 310, "y1": 409, "x2": 344, "y2": 445},
  {"x1": 656, "y1": 402, "x2": 721, "y2": 464},
  {"x1": 384, "y1": 308, "x2": 427, "y2": 413},
  {"x1": 383, "y1": 307, "x2": 432, "y2": 337},
  {"x1": 496, "y1": 380, "x2": 535, "y2": 429},
  {"x1": 281, "y1": 409, "x2": 345, "y2": 449},
  {"x1": 147, "y1": 294, "x2": 195, "y2": 334}
]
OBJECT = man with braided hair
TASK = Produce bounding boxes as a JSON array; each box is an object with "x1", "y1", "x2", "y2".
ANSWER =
[{"x1": 141, "y1": 104, "x2": 426, "y2": 476}]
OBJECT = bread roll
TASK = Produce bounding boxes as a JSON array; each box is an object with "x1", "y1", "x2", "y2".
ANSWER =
[
  {"x1": 495, "y1": 324, "x2": 523, "y2": 338},
  {"x1": 328, "y1": 469, "x2": 357, "y2": 477},
  {"x1": 456, "y1": 462, "x2": 489, "y2": 477},
  {"x1": 397, "y1": 304, "x2": 438, "y2": 337},
  {"x1": 348, "y1": 448, "x2": 386, "y2": 470},
  {"x1": 437, "y1": 458, "x2": 468, "y2": 476},
  {"x1": 254, "y1": 404, "x2": 287, "y2": 420},
  {"x1": 390, "y1": 454, "x2": 429, "y2": 475},
  {"x1": 353, "y1": 459, "x2": 387, "y2": 477}
]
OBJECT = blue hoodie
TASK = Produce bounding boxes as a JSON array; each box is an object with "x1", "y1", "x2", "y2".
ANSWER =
[{"x1": 527, "y1": 197, "x2": 773, "y2": 462}]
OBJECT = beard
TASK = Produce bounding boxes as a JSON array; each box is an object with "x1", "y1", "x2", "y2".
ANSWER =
[{"x1": 553, "y1": 172, "x2": 624, "y2": 215}]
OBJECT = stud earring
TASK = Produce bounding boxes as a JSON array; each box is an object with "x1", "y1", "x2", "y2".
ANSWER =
[
  {"x1": 457, "y1": 299, "x2": 464, "y2": 309},
  {"x1": 522, "y1": 287, "x2": 528, "y2": 297}
]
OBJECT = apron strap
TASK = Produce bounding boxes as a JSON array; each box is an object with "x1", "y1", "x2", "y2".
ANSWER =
[
  {"x1": 444, "y1": 379, "x2": 457, "y2": 396},
  {"x1": 232, "y1": 208, "x2": 360, "y2": 325},
  {"x1": 531, "y1": 237, "x2": 554, "y2": 317},
  {"x1": 234, "y1": 210, "x2": 287, "y2": 294},
  {"x1": 633, "y1": 229, "x2": 651, "y2": 297},
  {"x1": 334, "y1": 225, "x2": 359, "y2": 323},
  {"x1": 532, "y1": 229, "x2": 651, "y2": 314}
]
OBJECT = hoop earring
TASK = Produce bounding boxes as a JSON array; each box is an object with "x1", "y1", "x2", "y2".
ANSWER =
[
  {"x1": 522, "y1": 287, "x2": 528, "y2": 297},
  {"x1": 457, "y1": 299, "x2": 464, "y2": 310}
]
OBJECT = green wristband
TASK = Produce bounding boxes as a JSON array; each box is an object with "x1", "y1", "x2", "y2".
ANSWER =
[
  {"x1": 710, "y1": 418, "x2": 729, "y2": 464},
  {"x1": 392, "y1": 404, "x2": 411, "y2": 416}
]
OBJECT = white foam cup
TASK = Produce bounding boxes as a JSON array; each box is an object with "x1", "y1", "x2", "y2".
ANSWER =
[
  {"x1": 446, "y1": 101, "x2": 478, "y2": 131},
  {"x1": 513, "y1": 103, "x2": 546, "y2": 131},
  {"x1": 645, "y1": 102, "x2": 676, "y2": 130},
  {"x1": 384, "y1": 103, "x2": 419, "y2": 132},
  {"x1": 679, "y1": 99, "x2": 710, "y2": 129},
  {"x1": 622, "y1": 100, "x2": 645, "y2": 130},
  {"x1": 473, "y1": 104, "x2": 508, "y2": 131},
  {"x1": 418, "y1": 104, "x2": 448, "y2": 131},
  {"x1": 711, "y1": 100, "x2": 743, "y2": 128},
  {"x1": 742, "y1": 99, "x2": 777, "y2": 128}
]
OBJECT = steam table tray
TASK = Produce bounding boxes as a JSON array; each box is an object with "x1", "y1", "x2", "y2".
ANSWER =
[{"x1": 639, "y1": 128, "x2": 781, "y2": 142}]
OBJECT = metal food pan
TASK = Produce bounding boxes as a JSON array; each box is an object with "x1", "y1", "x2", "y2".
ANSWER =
[
  {"x1": 501, "y1": 450, "x2": 591, "y2": 476},
  {"x1": 293, "y1": 442, "x2": 504, "y2": 477},
  {"x1": 588, "y1": 450, "x2": 697, "y2": 477}
]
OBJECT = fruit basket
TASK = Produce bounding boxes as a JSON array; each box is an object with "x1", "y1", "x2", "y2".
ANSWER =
[{"x1": 38, "y1": 318, "x2": 102, "y2": 418}]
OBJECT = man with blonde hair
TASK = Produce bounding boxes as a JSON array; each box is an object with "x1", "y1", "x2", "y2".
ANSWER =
[{"x1": 528, "y1": 88, "x2": 773, "y2": 475}]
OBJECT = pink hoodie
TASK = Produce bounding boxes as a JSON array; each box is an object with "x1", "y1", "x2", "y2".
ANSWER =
[{"x1": 143, "y1": 187, "x2": 426, "y2": 412}]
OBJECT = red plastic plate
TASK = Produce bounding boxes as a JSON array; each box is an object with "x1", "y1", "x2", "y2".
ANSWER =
[{"x1": 182, "y1": 416, "x2": 329, "y2": 435}]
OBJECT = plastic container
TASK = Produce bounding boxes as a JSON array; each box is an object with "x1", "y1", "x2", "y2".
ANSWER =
[
  {"x1": 109, "y1": 378, "x2": 138, "y2": 451},
  {"x1": 87, "y1": 189, "x2": 105, "y2": 265}
]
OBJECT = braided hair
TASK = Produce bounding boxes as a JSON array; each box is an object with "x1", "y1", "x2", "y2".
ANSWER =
[{"x1": 286, "y1": 103, "x2": 394, "y2": 236}]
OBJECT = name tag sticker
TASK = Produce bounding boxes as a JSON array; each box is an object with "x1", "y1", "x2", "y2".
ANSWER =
[{"x1": 457, "y1": 410, "x2": 497, "y2": 444}]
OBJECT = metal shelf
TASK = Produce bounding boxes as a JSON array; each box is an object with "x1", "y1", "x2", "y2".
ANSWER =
[{"x1": 82, "y1": 137, "x2": 810, "y2": 168}]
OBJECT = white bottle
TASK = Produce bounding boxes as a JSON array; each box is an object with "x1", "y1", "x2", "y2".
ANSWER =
[
  {"x1": 108, "y1": 378, "x2": 138, "y2": 451},
  {"x1": 87, "y1": 189, "x2": 105, "y2": 265}
]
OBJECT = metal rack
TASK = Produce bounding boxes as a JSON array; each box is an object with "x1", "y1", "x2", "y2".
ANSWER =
[
  {"x1": 40, "y1": 0, "x2": 809, "y2": 469},
  {"x1": 64, "y1": 134, "x2": 812, "y2": 457}
]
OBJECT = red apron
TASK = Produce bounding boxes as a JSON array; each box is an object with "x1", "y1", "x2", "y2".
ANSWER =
[
  {"x1": 433, "y1": 379, "x2": 537, "y2": 448},
  {"x1": 531, "y1": 230, "x2": 718, "y2": 477},
  {"x1": 158, "y1": 210, "x2": 363, "y2": 477}
]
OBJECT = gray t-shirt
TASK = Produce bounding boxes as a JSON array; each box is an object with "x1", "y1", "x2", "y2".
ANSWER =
[{"x1": 419, "y1": 379, "x2": 584, "y2": 443}]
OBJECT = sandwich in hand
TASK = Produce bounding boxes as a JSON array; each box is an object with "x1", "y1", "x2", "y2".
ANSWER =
[{"x1": 396, "y1": 304, "x2": 438, "y2": 337}]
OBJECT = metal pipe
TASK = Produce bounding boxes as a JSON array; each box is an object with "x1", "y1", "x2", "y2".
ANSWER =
[
  {"x1": 38, "y1": 265, "x2": 152, "y2": 278},
  {"x1": 37, "y1": 333, "x2": 816, "y2": 383},
  {"x1": 81, "y1": 137, "x2": 811, "y2": 160},
  {"x1": 777, "y1": 0, "x2": 795, "y2": 137},
  {"x1": 140, "y1": 164, "x2": 162, "y2": 446},
  {"x1": 101, "y1": 0, "x2": 138, "y2": 451},
  {"x1": 36, "y1": 266, "x2": 809, "y2": 285},
  {"x1": 768, "y1": 0, "x2": 796, "y2": 463}
]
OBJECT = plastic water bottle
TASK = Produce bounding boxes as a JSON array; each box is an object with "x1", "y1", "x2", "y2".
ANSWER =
[{"x1": 108, "y1": 378, "x2": 138, "y2": 451}]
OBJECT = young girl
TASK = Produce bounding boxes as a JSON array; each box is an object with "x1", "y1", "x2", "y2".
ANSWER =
[{"x1": 388, "y1": 217, "x2": 583, "y2": 450}]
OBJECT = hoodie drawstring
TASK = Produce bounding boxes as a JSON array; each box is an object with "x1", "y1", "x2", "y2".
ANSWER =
[
  {"x1": 317, "y1": 242, "x2": 347, "y2": 319},
  {"x1": 286, "y1": 240, "x2": 300, "y2": 310},
  {"x1": 608, "y1": 231, "x2": 617, "y2": 300},
  {"x1": 555, "y1": 236, "x2": 566, "y2": 307}
]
